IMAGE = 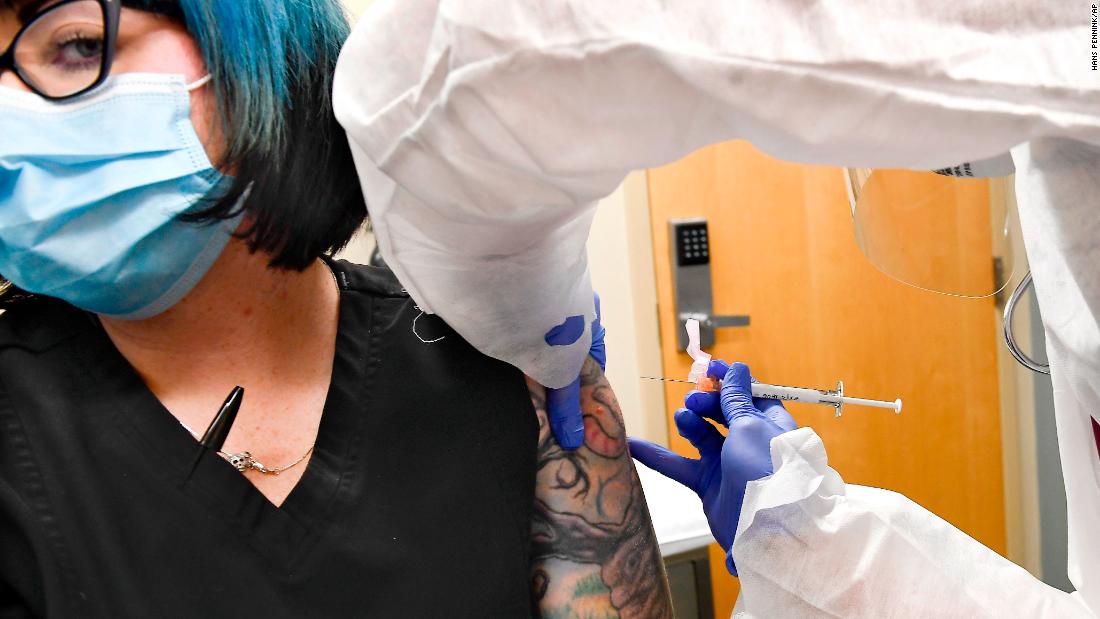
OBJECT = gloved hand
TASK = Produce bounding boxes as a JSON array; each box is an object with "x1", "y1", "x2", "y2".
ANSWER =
[
  {"x1": 546, "y1": 293, "x2": 606, "y2": 450},
  {"x1": 628, "y1": 360, "x2": 798, "y2": 575}
]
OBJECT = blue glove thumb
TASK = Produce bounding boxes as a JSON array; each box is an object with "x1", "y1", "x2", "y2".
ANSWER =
[
  {"x1": 545, "y1": 375, "x2": 584, "y2": 450},
  {"x1": 545, "y1": 293, "x2": 606, "y2": 450},
  {"x1": 720, "y1": 362, "x2": 759, "y2": 423},
  {"x1": 689, "y1": 360, "x2": 796, "y2": 427}
]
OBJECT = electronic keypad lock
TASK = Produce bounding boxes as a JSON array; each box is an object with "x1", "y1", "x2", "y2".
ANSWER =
[{"x1": 669, "y1": 218, "x2": 750, "y2": 351}]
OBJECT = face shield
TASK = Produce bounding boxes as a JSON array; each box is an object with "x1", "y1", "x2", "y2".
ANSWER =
[
  {"x1": 844, "y1": 153, "x2": 1021, "y2": 300},
  {"x1": 845, "y1": 154, "x2": 1047, "y2": 373}
]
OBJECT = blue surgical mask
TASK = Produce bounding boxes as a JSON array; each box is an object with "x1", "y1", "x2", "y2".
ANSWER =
[{"x1": 0, "y1": 73, "x2": 242, "y2": 319}]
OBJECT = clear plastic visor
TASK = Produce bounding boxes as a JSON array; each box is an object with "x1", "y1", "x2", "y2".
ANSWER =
[{"x1": 845, "y1": 167, "x2": 1020, "y2": 299}]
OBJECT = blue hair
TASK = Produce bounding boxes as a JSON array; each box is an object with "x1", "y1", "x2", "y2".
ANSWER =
[
  {"x1": 127, "y1": 0, "x2": 366, "y2": 269},
  {"x1": 174, "y1": 0, "x2": 349, "y2": 158}
]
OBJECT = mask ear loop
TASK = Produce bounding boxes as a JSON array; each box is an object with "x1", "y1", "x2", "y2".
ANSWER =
[{"x1": 186, "y1": 75, "x2": 212, "y2": 92}]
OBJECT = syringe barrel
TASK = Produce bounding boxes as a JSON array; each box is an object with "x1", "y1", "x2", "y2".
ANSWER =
[
  {"x1": 750, "y1": 383, "x2": 836, "y2": 405},
  {"x1": 696, "y1": 378, "x2": 898, "y2": 412}
]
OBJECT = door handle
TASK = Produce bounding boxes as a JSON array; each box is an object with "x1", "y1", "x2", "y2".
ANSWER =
[
  {"x1": 705, "y1": 314, "x2": 751, "y2": 329},
  {"x1": 670, "y1": 219, "x2": 750, "y2": 351},
  {"x1": 677, "y1": 312, "x2": 751, "y2": 350}
]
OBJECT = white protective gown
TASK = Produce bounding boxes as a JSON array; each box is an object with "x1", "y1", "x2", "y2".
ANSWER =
[{"x1": 333, "y1": 1, "x2": 1100, "y2": 616}]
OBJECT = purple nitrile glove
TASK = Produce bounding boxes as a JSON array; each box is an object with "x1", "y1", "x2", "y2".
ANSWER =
[
  {"x1": 546, "y1": 293, "x2": 606, "y2": 450},
  {"x1": 628, "y1": 360, "x2": 797, "y2": 575}
]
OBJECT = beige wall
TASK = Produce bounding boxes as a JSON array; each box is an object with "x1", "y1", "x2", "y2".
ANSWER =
[
  {"x1": 342, "y1": 0, "x2": 373, "y2": 20},
  {"x1": 336, "y1": 226, "x2": 375, "y2": 265},
  {"x1": 587, "y1": 173, "x2": 668, "y2": 445}
]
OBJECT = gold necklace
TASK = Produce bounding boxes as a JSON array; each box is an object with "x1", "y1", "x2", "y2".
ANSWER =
[
  {"x1": 222, "y1": 447, "x2": 314, "y2": 476},
  {"x1": 178, "y1": 259, "x2": 339, "y2": 477}
]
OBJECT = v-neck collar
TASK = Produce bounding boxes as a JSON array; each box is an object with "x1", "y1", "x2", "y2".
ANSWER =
[{"x1": 102, "y1": 258, "x2": 373, "y2": 570}]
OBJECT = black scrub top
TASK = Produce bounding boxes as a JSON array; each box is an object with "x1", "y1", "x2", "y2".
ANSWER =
[{"x1": 0, "y1": 260, "x2": 538, "y2": 618}]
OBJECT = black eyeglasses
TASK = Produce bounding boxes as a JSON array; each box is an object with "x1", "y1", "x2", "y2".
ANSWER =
[{"x1": 0, "y1": 0, "x2": 120, "y2": 101}]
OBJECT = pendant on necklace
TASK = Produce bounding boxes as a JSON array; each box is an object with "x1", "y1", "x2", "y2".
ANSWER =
[{"x1": 224, "y1": 451, "x2": 270, "y2": 474}]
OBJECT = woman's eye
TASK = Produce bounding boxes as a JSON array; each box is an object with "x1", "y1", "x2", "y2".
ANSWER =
[
  {"x1": 16, "y1": 3, "x2": 108, "y2": 92},
  {"x1": 50, "y1": 35, "x2": 104, "y2": 70}
]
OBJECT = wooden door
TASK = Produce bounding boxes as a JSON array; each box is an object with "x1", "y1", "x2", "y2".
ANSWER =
[{"x1": 646, "y1": 142, "x2": 1006, "y2": 617}]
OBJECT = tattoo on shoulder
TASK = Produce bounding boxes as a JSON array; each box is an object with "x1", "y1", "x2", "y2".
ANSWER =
[{"x1": 527, "y1": 357, "x2": 673, "y2": 619}]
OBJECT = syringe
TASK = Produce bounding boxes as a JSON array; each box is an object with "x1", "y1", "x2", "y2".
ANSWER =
[{"x1": 641, "y1": 376, "x2": 902, "y2": 417}]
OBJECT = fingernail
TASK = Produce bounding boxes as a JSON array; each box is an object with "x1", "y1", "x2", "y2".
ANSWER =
[
  {"x1": 707, "y1": 359, "x2": 729, "y2": 378},
  {"x1": 685, "y1": 391, "x2": 704, "y2": 411}
]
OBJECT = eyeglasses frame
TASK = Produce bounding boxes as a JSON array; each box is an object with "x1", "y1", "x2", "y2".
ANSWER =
[{"x1": 0, "y1": 0, "x2": 120, "y2": 101}]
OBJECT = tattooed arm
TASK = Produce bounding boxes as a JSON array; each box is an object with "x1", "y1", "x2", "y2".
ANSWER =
[{"x1": 527, "y1": 357, "x2": 673, "y2": 619}]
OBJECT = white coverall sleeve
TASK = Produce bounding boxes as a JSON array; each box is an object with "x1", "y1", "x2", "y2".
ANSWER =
[
  {"x1": 730, "y1": 428, "x2": 1091, "y2": 618},
  {"x1": 333, "y1": 0, "x2": 1100, "y2": 390},
  {"x1": 333, "y1": 2, "x2": 1100, "y2": 615}
]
